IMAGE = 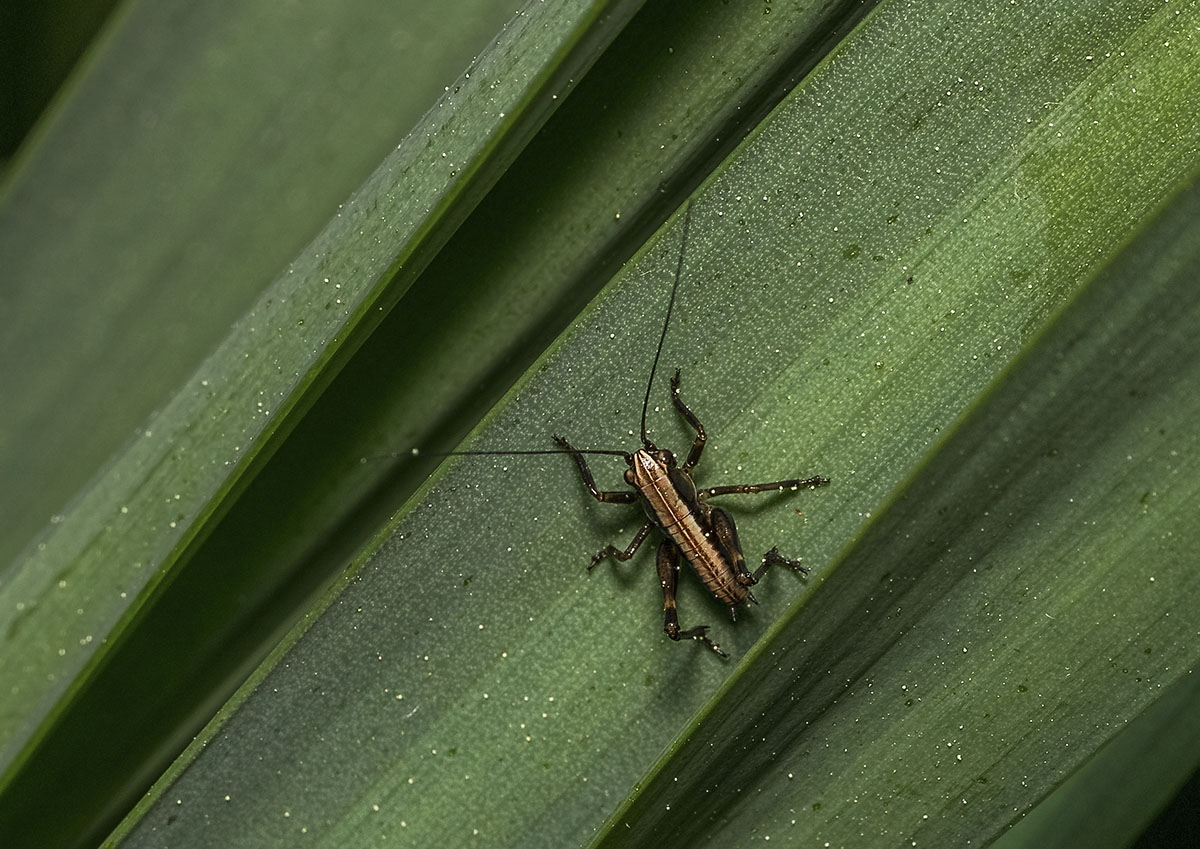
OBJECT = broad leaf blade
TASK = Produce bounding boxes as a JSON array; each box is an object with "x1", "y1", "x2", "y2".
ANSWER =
[
  {"x1": 0, "y1": 1, "x2": 646, "y2": 846},
  {"x1": 596, "y1": 173, "x2": 1200, "y2": 846},
  {"x1": 109, "y1": 2, "x2": 1200, "y2": 847},
  {"x1": 997, "y1": 664, "x2": 1200, "y2": 849},
  {"x1": 5, "y1": 0, "x2": 1199, "y2": 846},
  {"x1": 4, "y1": 0, "x2": 868, "y2": 844},
  {"x1": 0, "y1": 0, "x2": 519, "y2": 566}
]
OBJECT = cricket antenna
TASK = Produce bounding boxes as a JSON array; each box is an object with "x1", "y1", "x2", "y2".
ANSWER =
[
  {"x1": 640, "y1": 204, "x2": 694, "y2": 449},
  {"x1": 407, "y1": 445, "x2": 632, "y2": 462}
]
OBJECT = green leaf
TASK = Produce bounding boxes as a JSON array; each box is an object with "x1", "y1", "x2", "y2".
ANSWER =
[
  {"x1": 996, "y1": 667, "x2": 1200, "y2": 849},
  {"x1": 594, "y1": 172, "x2": 1200, "y2": 848},
  {"x1": 3, "y1": 0, "x2": 1199, "y2": 847},
  {"x1": 0, "y1": 0, "x2": 646, "y2": 845},
  {"x1": 0, "y1": 0, "x2": 522, "y2": 565}
]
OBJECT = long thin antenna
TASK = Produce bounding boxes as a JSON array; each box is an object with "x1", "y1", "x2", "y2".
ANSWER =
[
  {"x1": 416, "y1": 447, "x2": 631, "y2": 460},
  {"x1": 366, "y1": 446, "x2": 632, "y2": 464},
  {"x1": 640, "y1": 203, "x2": 694, "y2": 448}
]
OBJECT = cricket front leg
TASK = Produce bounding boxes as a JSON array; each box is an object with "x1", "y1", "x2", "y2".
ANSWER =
[
  {"x1": 553, "y1": 435, "x2": 637, "y2": 504},
  {"x1": 655, "y1": 539, "x2": 727, "y2": 658},
  {"x1": 669, "y1": 369, "x2": 707, "y2": 472}
]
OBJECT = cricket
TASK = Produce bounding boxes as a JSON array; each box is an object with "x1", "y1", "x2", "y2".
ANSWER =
[{"x1": 440, "y1": 206, "x2": 828, "y2": 657}]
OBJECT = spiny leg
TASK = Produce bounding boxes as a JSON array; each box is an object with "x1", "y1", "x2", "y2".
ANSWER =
[
  {"x1": 752, "y1": 546, "x2": 809, "y2": 581},
  {"x1": 700, "y1": 475, "x2": 829, "y2": 499},
  {"x1": 589, "y1": 521, "x2": 653, "y2": 569},
  {"x1": 669, "y1": 369, "x2": 706, "y2": 471},
  {"x1": 655, "y1": 538, "x2": 727, "y2": 658},
  {"x1": 553, "y1": 435, "x2": 637, "y2": 504}
]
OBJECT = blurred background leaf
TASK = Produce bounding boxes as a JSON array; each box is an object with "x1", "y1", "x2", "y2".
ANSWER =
[{"x1": 0, "y1": 0, "x2": 121, "y2": 159}]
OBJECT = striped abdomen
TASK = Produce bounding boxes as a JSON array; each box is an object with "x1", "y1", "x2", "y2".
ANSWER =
[{"x1": 627, "y1": 449, "x2": 750, "y2": 607}]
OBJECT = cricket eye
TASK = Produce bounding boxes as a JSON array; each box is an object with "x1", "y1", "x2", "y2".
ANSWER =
[
  {"x1": 624, "y1": 468, "x2": 637, "y2": 485},
  {"x1": 657, "y1": 450, "x2": 675, "y2": 466}
]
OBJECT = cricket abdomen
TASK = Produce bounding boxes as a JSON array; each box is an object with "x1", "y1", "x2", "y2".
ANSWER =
[{"x1": 628, "y1": 449, "x2": 750, "y2": 607}]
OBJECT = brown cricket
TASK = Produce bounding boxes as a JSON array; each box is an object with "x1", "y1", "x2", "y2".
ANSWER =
[{"x1": 443, "y1": 205, "x2": 827, "y2": 656}]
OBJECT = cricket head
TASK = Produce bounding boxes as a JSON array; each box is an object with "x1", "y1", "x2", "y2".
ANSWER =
[{"x1": 624, "y1": 445, "x2": 677, "y2": 487}]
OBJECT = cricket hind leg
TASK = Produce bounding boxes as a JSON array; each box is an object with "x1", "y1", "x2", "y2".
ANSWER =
[
  {"x1": 655, "y1": 538, "x2": 727, "y2": 658},
  {"x1": 709, "y1": 507, "x2": 810, "y2": 590},
  {"x1": 702, "y1": 475, "x2": 826, "y2": 587},
  {"x1": 707, "y1": 505, "x2": 758, "y2": 597}
]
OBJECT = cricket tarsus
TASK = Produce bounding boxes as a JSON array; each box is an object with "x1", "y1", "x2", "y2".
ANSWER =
[
  {"x1": 757, "y1": 546, "x2": 809, "y2": 579},
  {"x1": 681, "y1": 626, "x2": 727, "y2": 658}
]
